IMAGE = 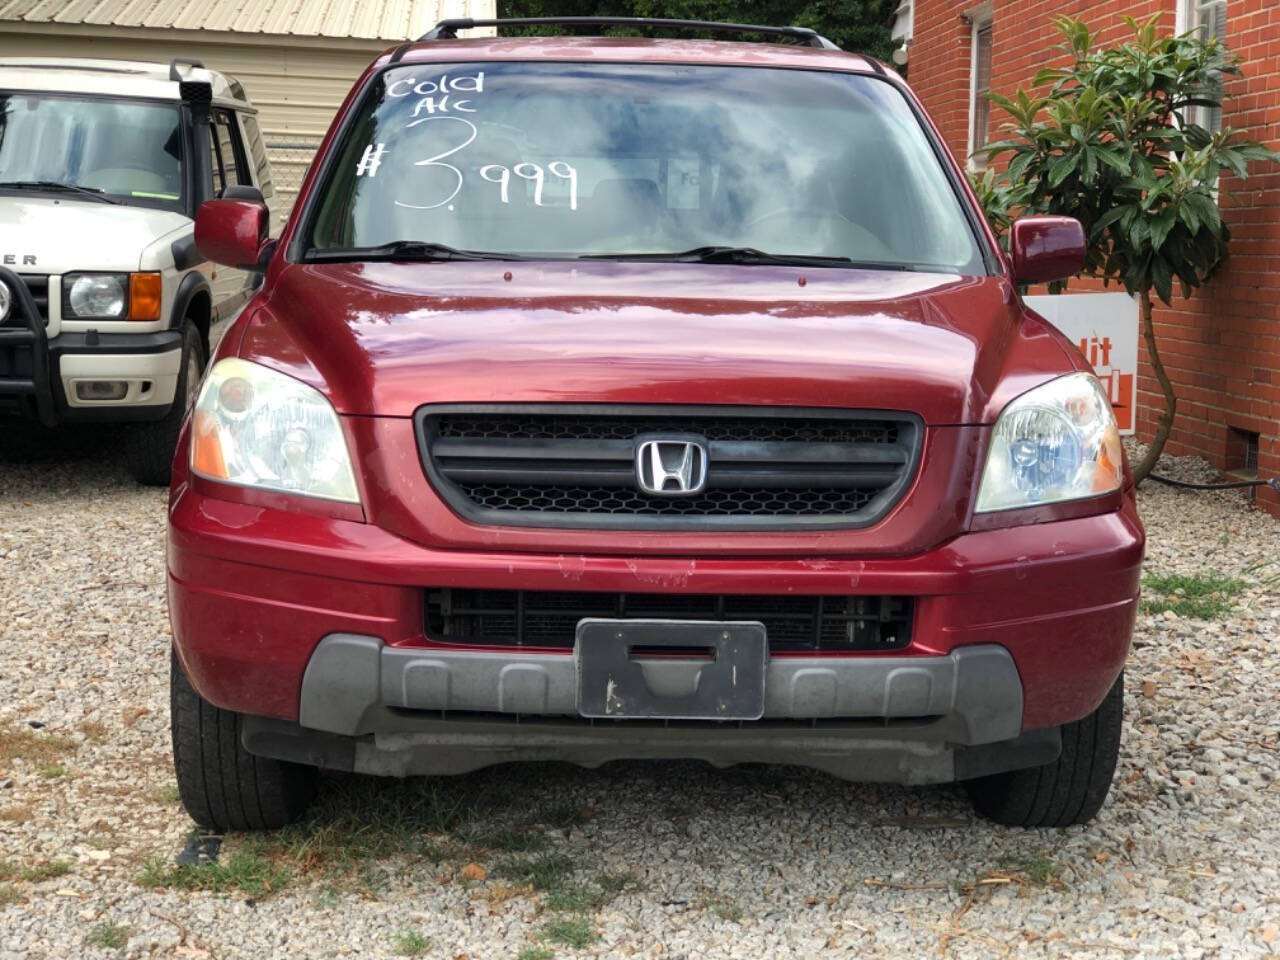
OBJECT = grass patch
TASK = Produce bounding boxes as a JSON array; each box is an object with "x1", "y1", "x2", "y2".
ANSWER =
[
  {"x1": 1141, "y1": 572, "x2": 1244, "y2": 619},
  {"x1": 0, "y1": 884, "x2": 21, "y2": 907},
  {"x1": 994, "y1": 854, "x2": 1064, "y2": 888},
  {"x1": 0, "y1": 861, "x2": 13, "y2": 880},
  {"x1": 147, "y1": 784, "x2": 182, "y2": 806},
  {"x1": 78, "y1": 721, "x2": 109, "y2": 745},
  {"x1": 390, "y1": 929, "x2": 431, "y2": 956},
  {"x1": 138, "y1": 850, "x2": 291, "y2": 898},
  {"x1": 538, "y1": 915, "x2": 597, "y2": 949},
  {"x1": 0, "y1": 806, "x2": 32, "y2": 824},
  {"x1": 493, "y1": 854, "x2": 576, "y2": 893},
  {"x1": 470, "y1": 826, "x2": 550, "y2": 853},
  {"x1": 516, "y1": 948, "x2": 555, "y2": 960},
  {"x1": 0, "y1": 726, "x2": 77, "y2": 766},
  {"x1": 698, "y1": 892, "x2": 743, "y2": 922},
  {"x1": 21, "y1": 860, "x2": 71, "y2": 883},
  {"x1": 545, "y1": 883, "x2": 605, "y2": 913},
  {"x1": 230, "y1": 773, "x2": 521, "y2": 886},
  {"x1": 38, "y1": 763, "x2": 67, "y2": 779},
  {"x1": 596, "y1": 870, "x2": 646, "y2": 899},
  {"x1": 87, "y1": 920, "x2": 130, "y2": 950}
]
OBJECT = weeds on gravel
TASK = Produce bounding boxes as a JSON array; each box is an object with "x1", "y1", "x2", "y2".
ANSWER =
[
  {"x1": 545, "y1": 883, "x2": 606, "y2": 913},
  {"x1": 138, "y1": 850, "x2": 291, "y2": 898},
  {"x1": 494, "y1": 854, "x2": 577, "y2": 892},
  {"x1": 21, "y1": 860, "x2": 70, "y2": 883},
  {"x1": 0, "y1": 726, "x2": 76, "y2": 766},
  {"x1": 995, "y1": 854, "x2": 1063, "y2": 887},
  {"x1": 597, "y1": 870, "x2": 646, "y2": 898},
  {"x1": 87, "y1": 919, "x2": 130, "y2": 950},
  {"x1": 697, "y1": 892, "x2": 744, "y2": 922},
  {"x1": 0, "y1": 806, "x2": 31, "y2": 824},
  {"x1": 538, "y1": 915, "x2": 598, "y2": 949},
  {"x1": 0, "y1": 884, "x2": 20, "y2": 906},
  {"x1": 38, "y1": 763, "x2": 66, "y2": 779},
  {"x1": 390, "y1": 929, "x2": 431, "y2": 956},
  {"x1": 147, "y1": 784, "x2": 181, "y2": 806},
  {"x1": 78, "y1": 721, "x2": 109, "y2": 745},
  {"x1": 239, "y1": 772, "x2": 524, "y2": 884},
  {"x1": 468, "y1": 826, "x2": 550, "y2": 853},
  {"x1": 1141, "y1": 572, "x2": 1244, "y2": 619},
  {"x1": 516, "y1": 948, "x2": 555, "y2": 960},
  {"x1": 0, "y1": 861, "x2": 13, "y2": 880}
]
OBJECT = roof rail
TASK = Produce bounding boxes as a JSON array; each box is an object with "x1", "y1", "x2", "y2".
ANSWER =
[
  {"x1": 168, "y1": 57, "x2": 204, "y2": 82},
  {"x1": 418, "y1": 17, "x2": 840, "y2": 50}
]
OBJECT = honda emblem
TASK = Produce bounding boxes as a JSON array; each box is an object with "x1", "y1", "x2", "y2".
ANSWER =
[{"x1": 635, "y1": 437, "x2": 709, "y2": 496}]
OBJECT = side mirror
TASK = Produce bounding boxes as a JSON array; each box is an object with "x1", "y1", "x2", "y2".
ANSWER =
[
  {"x1": 194, "y1": 198, "x2": 269, "y2": 271},
  {"x1": 1009, "y1": 216, "x2": 1086, "y2": 286}
]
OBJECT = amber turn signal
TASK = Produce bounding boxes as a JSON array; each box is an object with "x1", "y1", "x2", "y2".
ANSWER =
[
  {"x1": 191, "y1": 409, "x2": 228, "y2": 480},
  {"x1": 128, "y1": 272, "x2": 162, "y2": 321}
]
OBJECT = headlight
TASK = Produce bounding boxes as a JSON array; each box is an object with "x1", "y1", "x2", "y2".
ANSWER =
[
  {"x1": 66, "y1": 274, "x2": 126, "y2": 318},
  {"x1": 190, "y1": 358, "x2": 360, "y2": 504},
  {"x1": 975, "y1": 373, "x2": 1123, "y2": 513},
  {"x1": 63, "y1": 272, "x2": 162, "y2": 320}
]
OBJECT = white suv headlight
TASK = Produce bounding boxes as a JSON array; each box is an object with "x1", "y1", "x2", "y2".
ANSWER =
[
  {"x1": 975, "y1": 373, "x2": 1123, "y2": 513},
  {"x1": 190, "y1": 358, "x2": 360, "y2": 504}
]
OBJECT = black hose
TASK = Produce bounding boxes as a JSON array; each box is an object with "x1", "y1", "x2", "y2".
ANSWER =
[{"x1": 1146, "y1": 472, "x2": 1280, "y2": 492}]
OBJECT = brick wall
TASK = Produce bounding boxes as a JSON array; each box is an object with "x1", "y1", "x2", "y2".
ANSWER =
[{"x1": 909, "y1": 0, "x2": 1280, "y2": 515}]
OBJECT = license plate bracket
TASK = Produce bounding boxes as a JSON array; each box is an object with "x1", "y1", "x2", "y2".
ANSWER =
[{"x1": 575, "y1": 619, "x2": 767, "y2": 720}]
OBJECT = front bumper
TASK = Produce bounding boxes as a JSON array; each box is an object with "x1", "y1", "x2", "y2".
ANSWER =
[
  {"x1": 169, "y1": 482, "x2": 1143, "y2": 762},
  {"x1": 1, "y1": 329, "x2": 182, "y2": 422},
  {"x1": 236, "y1": 635, "x2": 1038, "y2": 784}
]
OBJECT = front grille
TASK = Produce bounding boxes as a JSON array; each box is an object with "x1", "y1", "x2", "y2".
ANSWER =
[
  {"x1": 1, "y1": 275, "x2": 48, "y2": 328},
  {"x1": 425, "y1": 589, "x2": 914, "y2": 653},
  {"x1": 417, "y1": 405, "x2": 922, "y2": 529}
]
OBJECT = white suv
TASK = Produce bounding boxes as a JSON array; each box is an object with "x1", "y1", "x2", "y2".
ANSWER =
[{"x1": 0, "y1": 57, "x2": 274, "y2": 483}]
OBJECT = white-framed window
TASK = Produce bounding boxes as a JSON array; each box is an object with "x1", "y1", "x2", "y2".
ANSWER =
[
  {"x1": 1179, "y1": 0, "x2": 1227, "y2": 133},
  {"x1": 967, "y1": 7, "x2": 994, "y2": 169}
]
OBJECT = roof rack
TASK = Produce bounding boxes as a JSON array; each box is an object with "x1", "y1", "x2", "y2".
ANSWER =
[{"x1": 417, "y1": 17, "x2": 840, "y2": 50}]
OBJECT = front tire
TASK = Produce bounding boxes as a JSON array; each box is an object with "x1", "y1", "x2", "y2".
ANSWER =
[
  {"x1": 126, "y1": 320, "x2": 204, "y2": 486},
  {"x1": 965, "y1": 673, "x2": 1123, "y2": 827},
  {"x1": 170, "y1": 650, "x2": 317, "y2": 831}
]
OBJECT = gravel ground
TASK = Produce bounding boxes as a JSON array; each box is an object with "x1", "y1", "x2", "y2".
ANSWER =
[{"x1": 1, "y1": 425, "x2": 1278, "y2": 960}]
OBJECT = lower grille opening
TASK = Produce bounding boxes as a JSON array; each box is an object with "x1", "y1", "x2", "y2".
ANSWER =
[{"x1": 425, "y1": 589, "x2": 914, "y2": 653}]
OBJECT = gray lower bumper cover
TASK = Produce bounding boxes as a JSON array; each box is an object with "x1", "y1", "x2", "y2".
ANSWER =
[
  {"x1": 238, "y1": 635, "x2": 1052, "y2": 785},
  {"x1": 298, "y1": 634, "x2": 1024, "y2": 744}
]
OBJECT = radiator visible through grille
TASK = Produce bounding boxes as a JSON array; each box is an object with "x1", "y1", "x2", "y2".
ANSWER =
[
  {"x1": 425, "y1": 589, "x2": 914, "y2": 652},
  {"x1": 416, "y1": 405, "x2": 922, "y2": 529}
]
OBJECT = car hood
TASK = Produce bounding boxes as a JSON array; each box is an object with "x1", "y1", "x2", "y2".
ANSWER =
[
  {"x1": 0, "y1": 195, "x2": 189, "y2": 273},
  {"x1": 240, "y1": 260, "x2": 1072, "y2": 425}
]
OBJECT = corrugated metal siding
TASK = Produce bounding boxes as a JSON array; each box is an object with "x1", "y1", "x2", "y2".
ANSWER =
[
  {"x1": 0, "y1": 30, "x2": 386, "y2": 219},
  {"x1": 0, "y1": 0, "x2": 490, "y2": 40}
]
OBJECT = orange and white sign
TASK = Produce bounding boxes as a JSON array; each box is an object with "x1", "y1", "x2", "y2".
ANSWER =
[{"x1": 1024, "y1": 292, "x2": 1139, "y2": 435}]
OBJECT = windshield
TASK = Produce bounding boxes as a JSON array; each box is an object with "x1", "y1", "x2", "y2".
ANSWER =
[
  {"x1": 307, "y1": 63, "x2": 986, "y2": 272},
  {"x1": 0, "y1": 94, "x2": 185, "y2": 210}
]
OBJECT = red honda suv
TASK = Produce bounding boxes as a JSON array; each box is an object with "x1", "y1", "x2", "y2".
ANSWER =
[{"x1": 169, "y1": 17, "x2": 1144, "y2": 831}]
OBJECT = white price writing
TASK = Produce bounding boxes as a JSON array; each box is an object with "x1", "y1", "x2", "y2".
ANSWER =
[
  {"x1": 361, "y1": 75, "x2": 581, "y2": 213},
  {"x1": 479, "y1": 161, "x2": 578, "y2": 210},
  {"x1": 392, "y1": 116, "x2": 477, "y2": 210}
]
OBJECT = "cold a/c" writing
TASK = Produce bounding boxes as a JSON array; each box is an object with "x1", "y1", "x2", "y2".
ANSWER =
[{"x1": 386, "y1": 71, "x2": 485, "y2": 116}]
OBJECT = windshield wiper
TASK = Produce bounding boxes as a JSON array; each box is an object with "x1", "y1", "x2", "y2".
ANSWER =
[
  {"x1": 581, "y1": 246, "x2": 918, "y2": 270},
  {"x1": 305, "y1": 240, "x2": 522, "y2": 263},
  {"x1": 0, "y1": 180, "x2": 120, "y2": 204}
]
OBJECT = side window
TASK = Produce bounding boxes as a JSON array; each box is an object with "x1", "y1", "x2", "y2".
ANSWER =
[
  {"x1": 210, "y1": 109, "x2": 249, "y2": 195},
  {"x1": 968, "y1": 16, "x2": 994, "y2": 170},
  {"x1": 238, "y1": 113, "x2": 275, "y2": 202},
  {"x1": 1183, "y1": 0, "x2": 1227, "y2": 133}
]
